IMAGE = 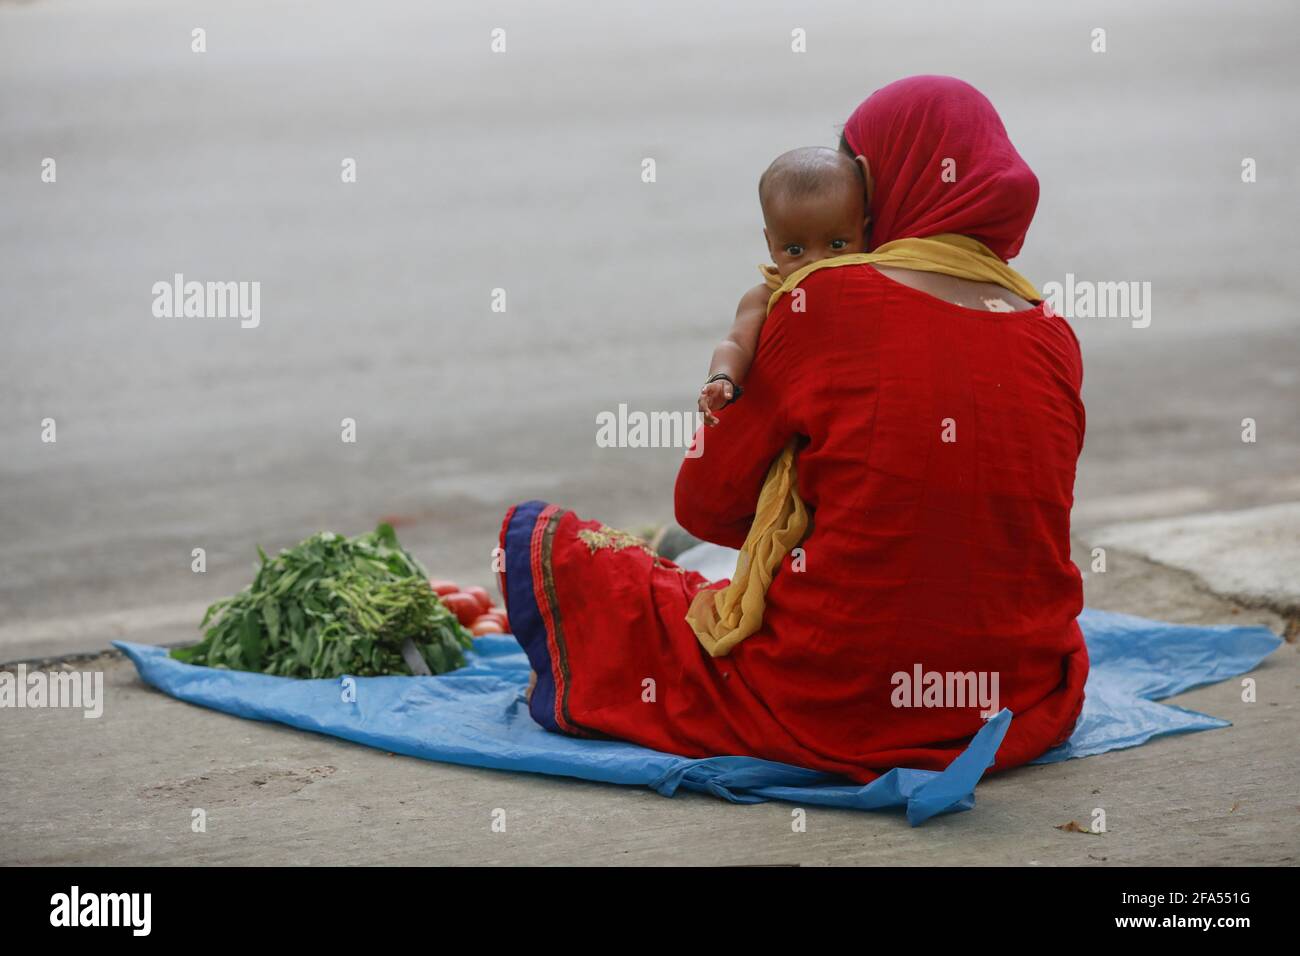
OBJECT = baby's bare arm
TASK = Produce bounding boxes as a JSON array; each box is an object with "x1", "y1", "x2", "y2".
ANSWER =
[
  {"x1": 699, "y1": 284, "x2": 771, "y2": 425},
  {"x1": 709, "y1": 284, "x2": 770, "y2": 383}
]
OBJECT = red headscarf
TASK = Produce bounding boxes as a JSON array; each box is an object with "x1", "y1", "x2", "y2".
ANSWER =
[{"x1": 842, "y1": 75, "x2": 1039, "y2": 260}]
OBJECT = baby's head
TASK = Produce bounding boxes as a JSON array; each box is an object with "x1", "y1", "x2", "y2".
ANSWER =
[{"x1": 759, "y1": 146, "x2": 868, "y2": 279}]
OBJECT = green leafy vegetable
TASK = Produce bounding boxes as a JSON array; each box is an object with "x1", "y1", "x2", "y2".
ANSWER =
[{"x1": 171, "y1": 524, "x2": 472, "y2": 678}]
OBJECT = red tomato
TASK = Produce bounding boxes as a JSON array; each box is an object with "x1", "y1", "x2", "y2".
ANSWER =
[
  {"x1": 471, "y1": 618, "x2": 505, "y2": 636},
  {"x1": 481, "y1": 609, "x2": 509, "y2": 631},
  {"x1": 464, "y1": 585, "x2": 493, "y2": 613},
  {"x1": 441, "y1": 592, "x2": 481, "y2": 626},
  {"x1": 428, "y1": 579, "x2": 460, "y2": 596}
]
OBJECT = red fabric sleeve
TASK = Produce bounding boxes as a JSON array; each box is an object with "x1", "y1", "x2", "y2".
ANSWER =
[{"x1": 674, "y1": 270, "x2": 843, "y2": 547}]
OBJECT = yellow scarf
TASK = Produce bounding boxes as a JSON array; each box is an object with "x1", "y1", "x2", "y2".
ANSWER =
[{"x1": 686, "y1": 234, "x2": 1040, "y2": 658}]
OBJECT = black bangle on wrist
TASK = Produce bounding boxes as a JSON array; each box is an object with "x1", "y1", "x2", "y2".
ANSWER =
[{"x1": 705, "y1": 372, "x2": 744, "y2": 406}]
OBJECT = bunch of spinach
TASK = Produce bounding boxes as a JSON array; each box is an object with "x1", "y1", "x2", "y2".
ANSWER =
[{"x1": 171, "y1": 524, "x2": 472, "y2": 678}]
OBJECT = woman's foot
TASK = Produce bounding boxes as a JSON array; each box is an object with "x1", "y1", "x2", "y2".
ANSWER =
[
  {"x1": 648, "y1": 523, "x2": 703, "y2": 561},
  {"x1": 526, "y1": 669, "x2": 537, "y2": 703}
]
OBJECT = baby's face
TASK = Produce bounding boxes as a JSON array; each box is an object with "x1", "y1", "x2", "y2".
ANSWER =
[{"x1": 763, "y1": 187, "x2": 868, "y2": 279}]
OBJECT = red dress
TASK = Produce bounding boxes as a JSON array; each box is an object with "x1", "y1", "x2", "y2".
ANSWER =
[{"x1": 500, "y1": 264, "x2": 1087, "y2": 782}]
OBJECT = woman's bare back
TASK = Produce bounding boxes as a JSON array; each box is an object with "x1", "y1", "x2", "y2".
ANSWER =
[{"x1": 872, "y1": 264, "x2": 1035, "y2": 312}]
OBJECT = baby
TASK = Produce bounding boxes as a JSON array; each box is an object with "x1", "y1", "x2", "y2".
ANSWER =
[{"x1": 698, "y1": 146, "x2": 869, "y2": 424}]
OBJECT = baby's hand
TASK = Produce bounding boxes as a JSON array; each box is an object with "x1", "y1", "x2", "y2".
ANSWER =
[{"x1": 698, "y1": 379, "x2": 734, "y2": 426}]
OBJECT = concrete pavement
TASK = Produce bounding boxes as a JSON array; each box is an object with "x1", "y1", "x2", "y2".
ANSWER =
[
  {"x1": 1, "y1": 531, "x2": 1294, "y2": 866},
  {"x1": 1087, "y1": 503, "x2": 1300, "y2": 627}
]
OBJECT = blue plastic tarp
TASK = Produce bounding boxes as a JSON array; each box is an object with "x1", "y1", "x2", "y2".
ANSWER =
[{"x1": 113, "y1": 603, "x2": 1279, "y2": 826}]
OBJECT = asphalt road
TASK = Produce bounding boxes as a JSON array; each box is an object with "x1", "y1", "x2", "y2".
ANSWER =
[{"x1": 2, "y1": 0, "x2": 1298, "y2": 660}]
